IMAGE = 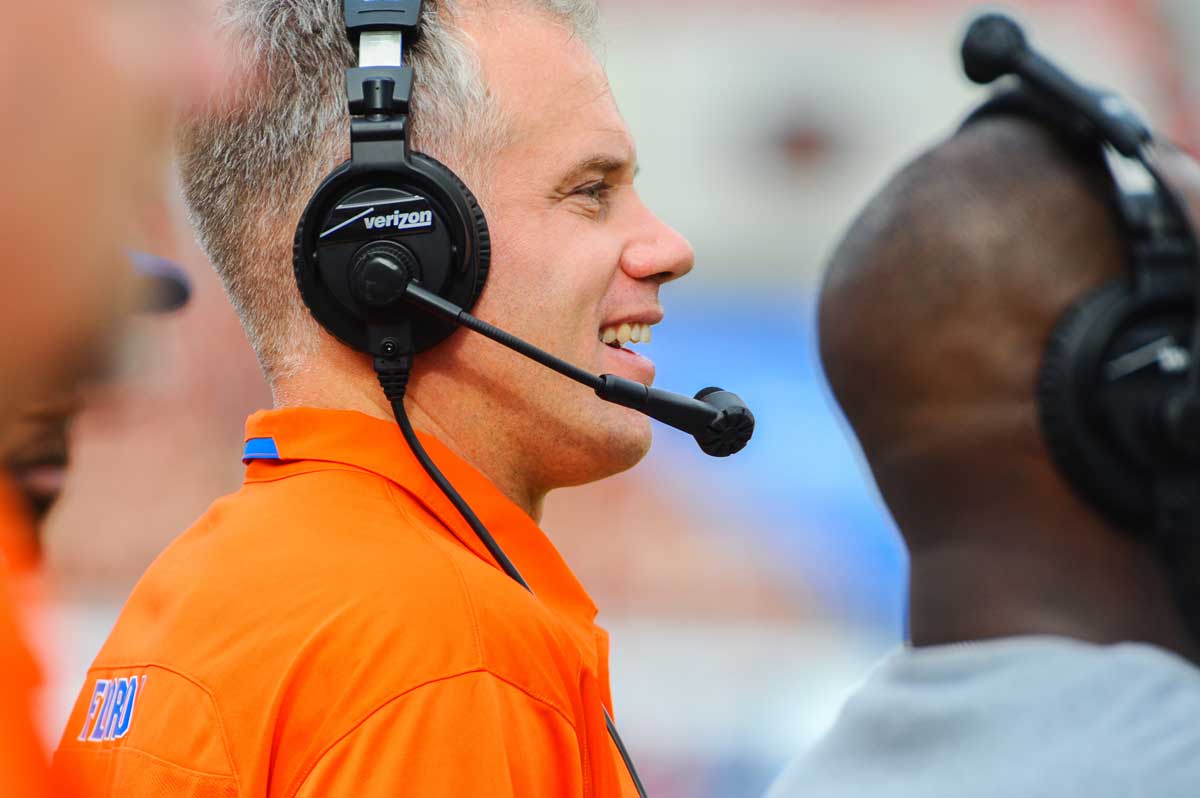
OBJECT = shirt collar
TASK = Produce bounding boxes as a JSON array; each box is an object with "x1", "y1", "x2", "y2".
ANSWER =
[{"x1": 242, "y1": 407, "x2": 598, "y2": 622}]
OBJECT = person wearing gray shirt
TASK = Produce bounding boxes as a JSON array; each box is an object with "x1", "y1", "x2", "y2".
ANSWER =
[
  {"x1": 769, "y1": 638, "x2": 1200, "y2": 797},
  {"x1": 771, "y1": 19, "x2": 1200, "y2": 797}
]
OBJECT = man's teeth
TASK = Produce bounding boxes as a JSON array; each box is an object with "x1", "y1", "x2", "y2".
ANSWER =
[{"x1": 600, "y1": 322, "x2": 653, "y2": 345}]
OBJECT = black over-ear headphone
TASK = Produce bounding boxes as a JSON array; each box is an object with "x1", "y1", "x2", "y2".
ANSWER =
[
  {"x1": 294, "y1": 1, "x2": 489, "y2": 356},
  {"x1": 960, "y1": 14, "x2": 1200, "y2": 598},
  {"x1": 292, "y1": 3, "x2": 759, "y2": 795}
]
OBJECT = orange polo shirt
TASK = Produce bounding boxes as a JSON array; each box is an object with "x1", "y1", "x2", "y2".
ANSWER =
[{"x1": 54, "y1": 407, "x2": 638, "y2": 797}]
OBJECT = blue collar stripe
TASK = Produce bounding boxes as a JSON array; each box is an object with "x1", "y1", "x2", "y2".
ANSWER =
[{"x1": 243, "y1": 437, "x2": 281, "y2": 463}]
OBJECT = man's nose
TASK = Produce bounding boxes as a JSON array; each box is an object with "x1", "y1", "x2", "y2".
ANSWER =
[{"x1": 620, "y1": 200, "x2": 696, "y2": 285}]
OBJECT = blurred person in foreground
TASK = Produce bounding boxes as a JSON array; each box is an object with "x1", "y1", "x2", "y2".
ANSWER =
[
  {"x1": 53, "y1": 0, "x2": 693, "y2": 796},
  {"x1": 1, "y1": 255, "x2": 191, "y2": 548},
  {"x1": 768, "y1": 69, "x2": 1200, "y2": 798},
  {"x1": 0, "y1": 2, "x2": 223, "y2": 430},
  {"x1": 0, "y1": 2, "x2": 229, "y2": 795}
]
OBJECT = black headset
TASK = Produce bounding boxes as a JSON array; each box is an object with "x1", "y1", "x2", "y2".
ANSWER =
[
  {"x1": 292, "y1": 3, "x2": 759, "y2": 794},
  {"x1": 960, "y1": 14, "x2": 1200, "y2": 630},
  {"x1": 293, "y1": 1, "x2": 490, "y2": 357}
]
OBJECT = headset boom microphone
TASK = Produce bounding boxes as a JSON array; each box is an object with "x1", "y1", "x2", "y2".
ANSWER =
[
  {"x1": 398, "y1": 280, "x2": 756, "y2": 457},
  {"x1": 961, "y1": 14, "x2": 1149, "y2": 155}
]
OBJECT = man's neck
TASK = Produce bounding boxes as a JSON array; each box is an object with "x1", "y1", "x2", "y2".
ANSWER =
[
  {"x1": 404, "y1": 391, "x2": 547, "y2": 520},
  {"x1": 874, "y1": 436, "x2": 1200, "y2": 663},
  {"x1": 271, "y1": 355, "x2": 547, "y2": 521},
  {"x1": 907, "y1": 529, "x2": 1200, "y2": 665}
]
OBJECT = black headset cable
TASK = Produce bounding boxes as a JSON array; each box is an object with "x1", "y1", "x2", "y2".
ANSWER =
[
  {"x1": 376, "y1": 352, "x2": 648, "y2": 797},
  {"x1": 391, "y1": 397, "x2": 531, "y2": 589},
  {"x1": 376, "y1": 349, "x2": 530, "y2": 588}
]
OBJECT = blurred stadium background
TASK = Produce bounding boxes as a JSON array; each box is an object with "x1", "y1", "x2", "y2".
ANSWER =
[{"x1": 32, "y1": 1, "x2": 1200, "y2": 795}]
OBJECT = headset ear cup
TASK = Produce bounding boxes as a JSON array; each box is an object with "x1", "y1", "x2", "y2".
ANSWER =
[
  {"x1": 293, "y1": 158, "x2": 362, "y2": 346},
  {"x1": 1037, "y1": 281, "x2": 1149, "y2": 526},
  {"x1": 295, "y1": 152, "x2": 493, "y2": 354},
  {"x1": 411, "y1": 152, "x2": 491, "y2": 311}
]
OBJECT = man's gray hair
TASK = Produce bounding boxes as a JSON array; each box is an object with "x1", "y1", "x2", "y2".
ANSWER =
[{"x1": 179, "y1": 0, "x2": 599, "y2": 381}]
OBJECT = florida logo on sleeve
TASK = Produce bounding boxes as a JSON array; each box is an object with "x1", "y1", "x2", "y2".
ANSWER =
[{"x1": 76, "y1": 675, "x2": 146, "y2": 743}]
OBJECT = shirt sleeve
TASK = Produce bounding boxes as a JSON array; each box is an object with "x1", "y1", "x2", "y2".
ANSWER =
[{"x1": 292, "y1": 669, "x2": 588, "y2": 798}]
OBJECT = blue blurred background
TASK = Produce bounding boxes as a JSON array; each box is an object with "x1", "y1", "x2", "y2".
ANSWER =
[{"x1": 36, "y1": 1, "x2": 1200, "y2": 796}]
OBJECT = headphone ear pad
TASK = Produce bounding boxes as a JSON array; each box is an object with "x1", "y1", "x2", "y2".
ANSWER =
[
  {"x1": 411, "y1": 152, "x2": 491, "y2": 311},
  {"x1": 1037, "y1": 280, "x2": 1149, "y2": 526}
]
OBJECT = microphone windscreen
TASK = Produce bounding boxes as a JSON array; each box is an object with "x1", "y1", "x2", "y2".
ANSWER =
[
  {"x1": 692, "y1": 388, "x2": 755, "y2": 458},
  {"x1": 961, "y1": 13, "x2": 1027, "y2": 85}
]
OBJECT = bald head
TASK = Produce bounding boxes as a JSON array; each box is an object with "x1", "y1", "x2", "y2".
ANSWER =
[
  {"x1": 825, "y1": 116, "x2": 1200, "y2": 654},
  {"x1": 823, "y1": 112, "x2": 1200, "y2": 539},
  {"x1": 821, "y1": 116, "x2": 1124, "y2": 473}
]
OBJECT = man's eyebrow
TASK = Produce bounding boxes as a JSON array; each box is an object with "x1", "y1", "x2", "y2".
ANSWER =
[{"x1": 559, "y1": 154, "x2": 640, "y2": 184}]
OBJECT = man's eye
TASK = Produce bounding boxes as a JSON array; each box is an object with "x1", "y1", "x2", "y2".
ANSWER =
[{"x1": 574, "y1": 181, "x2": 614, "y2": 202}]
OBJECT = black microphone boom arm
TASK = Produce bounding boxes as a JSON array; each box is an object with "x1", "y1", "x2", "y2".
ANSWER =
[{"x1": 401, "y1": 281, "x2": 755, "y2": 457}]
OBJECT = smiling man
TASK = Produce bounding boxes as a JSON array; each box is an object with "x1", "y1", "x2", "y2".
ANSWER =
[{"x1": 54, "y1": 1, "x2": 691, "y2": 796}]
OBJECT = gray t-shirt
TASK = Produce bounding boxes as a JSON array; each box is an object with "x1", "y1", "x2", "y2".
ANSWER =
[{"x1": 767, "y1": 636, "x2": 1200, "y2": 798}]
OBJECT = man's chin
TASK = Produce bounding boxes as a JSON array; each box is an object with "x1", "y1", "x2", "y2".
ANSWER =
[
  {"x1": 605, "y1": 415, "x2": 654, "y2": 473},
  {"x1": 552, "y1": 409, "x2": 653, "y2": 487}
]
